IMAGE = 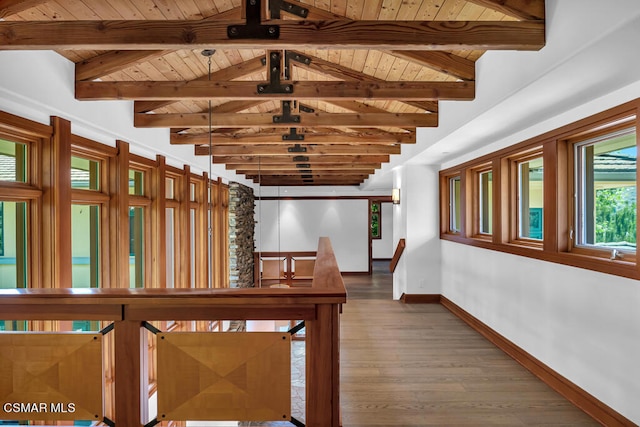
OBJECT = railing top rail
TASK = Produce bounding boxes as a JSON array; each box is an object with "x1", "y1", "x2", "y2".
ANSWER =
[{"x1": 312, "y1": 237, "x2": 345, "y2": 290}]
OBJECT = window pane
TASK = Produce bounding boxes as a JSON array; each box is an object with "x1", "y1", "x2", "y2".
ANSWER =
[
  {"x1": 0, "y1": 201, "x2": 28, "y2": 289},
  {"x1": 166, "y1": 208, "x2": 175, "y2": 288},
  {"x1": 129, "y1": 169, "x2": 145, "y2": 196},
  {"x1": 450, "y1": 176, "x2": 461, "y2": 232},
  {"x1": 71, "y1": 204, "x2": 100, "y2": 288},
  {"x1": 479, "y1": 171, "x2": 493, "y2": 235},
  {"x1": 129, "y1": 207, "x2": 145, "y2": 288},
  {"x1": 190, "y1": 208, "x2": 196, "y2": 288},
  {"x1": 71, "y1": 156, "x2": 100, "y2": 190},
  {"x1": 0, "y1": 139, "x2": 27, "y2": 182},
  {"x1": 518, "y1": 157, "x2": 544, "y2": 240},
  {"x1": 190, "y1": 182, "x2": 196, "y2": 202},
  {"x1": 577, "y1": 128, "x2": 636, "y2": 250},
  {"x1": 166, "y1": 177, "x2": 175, "y2": 199}
]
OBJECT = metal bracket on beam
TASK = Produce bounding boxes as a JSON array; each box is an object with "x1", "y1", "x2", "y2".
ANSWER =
[
  {"x1": 284, "y1": 51, "x2": 312, "y2": 80},
  {"x1": 273, "y1": 100, "x2": 300, "y2": 124},
  {"x1": 282, "y1": 128, "x2": 305, "y2": 141},
  {"x1": 270, "y1": 0, "x2": 309, "y2": 19},
  {"x1": 228, "y1": 0, "x2": 279, "y2": 39},
  {"x1": 299, "y1": 103, "x2": 315, "y2": 113},
  {"x1": 288, "y1": 144, "x2": 307, "y2": 153},
  {"x1": 293, "y1": 155, "x2": 309, "y2": 162},
  {"x1": 296, "y1": 163, "x2": 311, "y2": 169},
  {"x1": 258, "y1": 52, "x2": 293, "y2": 95}
]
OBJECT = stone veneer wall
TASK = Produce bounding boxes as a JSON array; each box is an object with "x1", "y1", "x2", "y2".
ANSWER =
[{"x1": 228, "y1": 182, "x2": 255, "y2": 288}]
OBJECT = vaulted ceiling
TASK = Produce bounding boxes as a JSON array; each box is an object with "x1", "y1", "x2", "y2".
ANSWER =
[{"x1": 0, "y1": 0, "x2": 545, "y2": 186}]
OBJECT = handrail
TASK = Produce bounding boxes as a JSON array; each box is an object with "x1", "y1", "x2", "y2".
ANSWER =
[
  {"x1": 0, "y1": 236, "x2": 345, "y2": 427},
  {"x1": 390, "y1": 238, "x2": 406, "y2": 273}
]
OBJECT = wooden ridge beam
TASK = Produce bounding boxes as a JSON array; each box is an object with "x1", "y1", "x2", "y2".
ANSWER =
[
  {"x1": 79, "y1": 80, "x2": 473, "y2": 102},
  {"x1": 0, "y1": 20, "x2": 545, "y2": 51},
  {"x1": 136, "y1": 112, "x2": 437, "y2": 128},
  {"x1": 213, "y1": 155, "x2": 390, "y2": 164},
  {"x1": 195, "y1": 144, "x2": 401, "y2": 156},
  {"x1": 257, "y1": 180, "x2": 366, "y2": 186},
  {"x1": 228, "y1": 163, "x2": 381, "y2": 171},
  {"x1": 171, "y1": 131, "x2": 415, "y2": 145},
  {"x1": 247, "y1": 171, "x2": 371, "y2": 178}
]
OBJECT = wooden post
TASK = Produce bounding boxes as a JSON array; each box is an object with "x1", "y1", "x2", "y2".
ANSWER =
[
  {"x1": 306, "y1": 303, "x2": 340, "y2": 426},
  {"x1": 114, "y1": 320, "x2": 148, "y2": 427}
]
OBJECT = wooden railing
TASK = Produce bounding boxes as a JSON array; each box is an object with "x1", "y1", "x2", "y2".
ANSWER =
[
  {"x1": 390, "y1": 238, "x2": 406, "y2": 273},
  {"x1": 0, "y1": 237, "x2": 346, "y2": 427},
  {"x1": 254, "y1": 251, "x2": 317, "y2": 287}
]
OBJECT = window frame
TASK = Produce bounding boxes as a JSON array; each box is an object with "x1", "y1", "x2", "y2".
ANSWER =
[
  {"x1": 567, "y1": 115, "x2": 637, "y2": 264},
  {"x1": 440, "y1": 98, "x2": 640, "y2": 280}
]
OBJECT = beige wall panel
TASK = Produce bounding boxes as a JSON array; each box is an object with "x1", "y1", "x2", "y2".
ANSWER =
[
  {"x1": 0, "y1": 333, "x2": 103, "y2": 421},
  {"x1": 157, "y1": 332, "x2": 290, "y2": 421}
]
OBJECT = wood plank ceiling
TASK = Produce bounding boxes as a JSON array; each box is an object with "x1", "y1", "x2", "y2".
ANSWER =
[{"x1": 0, "y1": 0, "x2": 545, "y2": 186}]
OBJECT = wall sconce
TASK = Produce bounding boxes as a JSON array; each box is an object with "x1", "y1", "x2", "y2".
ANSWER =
[{"x1": 392, "y1": 188, "x2": 400, "y2": 205}]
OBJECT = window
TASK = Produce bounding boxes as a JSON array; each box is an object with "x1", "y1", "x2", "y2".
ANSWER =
[
  {"x1": 440, "y1": 99, "x2": 640, "y2": 280},
  {"x1": 129, "y1": 169, "x2": 145, "y2": 196},
  {"x1": 478, "y1": 169, "x2": 493, "y2": 235},
  {"x1": 517, "y1": 156, "x2": 544, "y2": 240},
  {"x1": 71, "y1": 156, "x2": 100, "y2": 190},
  {"x1": 370, "y1": 201, "x2": 381, "y2": 239},
  {"x1": 0, "y1": 139, "x2": 27, "y2": 182},
  {"x1": 450, "y1": 176, "x2": 462, "y2": 233},
  {"x1": 129, "y1": 206, "x2": 145, "y2": 288},
  {"x1": 574, "y1": 126, "x2": 636, "y2": 255},
  {"x1": 0, "y1": 201, "x2": 28, "y2": 289}
]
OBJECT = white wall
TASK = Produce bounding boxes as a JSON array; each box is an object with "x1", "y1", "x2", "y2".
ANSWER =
[
  {"x1": 255, "y1": 199, "x2": 369, "y2": 272},
  {"x1": 372, "y1": 202, "x2": 394, "y2": 259},
  {"x1": 435, "y1": 51, "x2": 640, "y2": 427}
]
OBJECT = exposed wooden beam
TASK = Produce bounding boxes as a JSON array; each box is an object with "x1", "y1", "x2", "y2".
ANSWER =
[
  {"x1": 0, "y1": 20, "x2": 545, "y2": 51},
  {"x1": 248, "y1": 171, "x2": 371, "y2": 177},
  {"x1": 288, "y1": 51, "x2": 439, "y2": 112},
  {"x1": 136, "y1": 112, "x2": 436, "y2": 128},
  {"x1": 228, "y1": 163, "x2": 381, "y2": 171},
  {"x1": 134, "y1": 58, "x2": 267, "y2": 113},
  {"x1": 387, "y1": 51, "x2": 475, "y2": 81},
  {"x1": 465, "y1": 0, "x2": 545, "y2": 20},
  {"x1": 79, "y1": 81, "x2": 474, "y2": 101},
  {"x1": 74, "y1": 7, "x2": 244, "y2": 81},
  {"x1": 0, "y1": 0, "x2": 47, "y2": 18},
  {"x1": 76, "y1": 51, "x2": 168, "y2": 82},
  {"x1": 257, "y1": 180, "x2": 366, "y2": 186},
  {"x1": 213, "y1": 155, "x2": 390, "y2": 164},
  {"x1": 195, "y1": 144, "x2": 401, "y2": 156},
  {"x1": 171, "y1": 131, "x2": 414, "y2": 145}
]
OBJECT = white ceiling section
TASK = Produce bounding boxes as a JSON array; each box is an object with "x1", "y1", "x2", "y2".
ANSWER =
[{"x1": 363, "y1": 0, "x2": 640, "y2": 191}]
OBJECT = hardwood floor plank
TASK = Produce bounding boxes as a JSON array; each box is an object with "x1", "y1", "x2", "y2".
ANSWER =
[{"x1": 339, "y1": 262, "x2": 599, "y2": 426}]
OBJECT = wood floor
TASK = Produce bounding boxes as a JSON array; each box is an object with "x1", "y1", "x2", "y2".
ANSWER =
[{"x1": 339, "y1": 262, "x2": 599, "y2": 427}]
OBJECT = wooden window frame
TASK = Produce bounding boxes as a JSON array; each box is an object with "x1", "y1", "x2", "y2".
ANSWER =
[
  {"x1": 440, "y1": 98, "x2": 640, "y2": 280},
  {"x1": 469, "y1": 163, "x2": 493, "y2": 241}
]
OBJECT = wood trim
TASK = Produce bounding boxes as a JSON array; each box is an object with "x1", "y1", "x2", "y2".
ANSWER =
[
  {"x1": 42, "y1": 116, "x2": 72, "y2": 289},
  {"x1": 399, "y1": 293, "x2": 441, "y2": 304},
  {"x1": 2, "y1": 20, "x2": 545, "y2": 51},
  {"x1": 440, "y1": 296, "x2": 636, "y2": 427},
  {"x1": 389, "y1": 238, "x2": 406, "y2": 273},
  {"x1": 110, "y1": 140, "x2": 130, "y2": 288},
  {"x1": 440, "y1": 98, "x2": 640, "y2": 280}
]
